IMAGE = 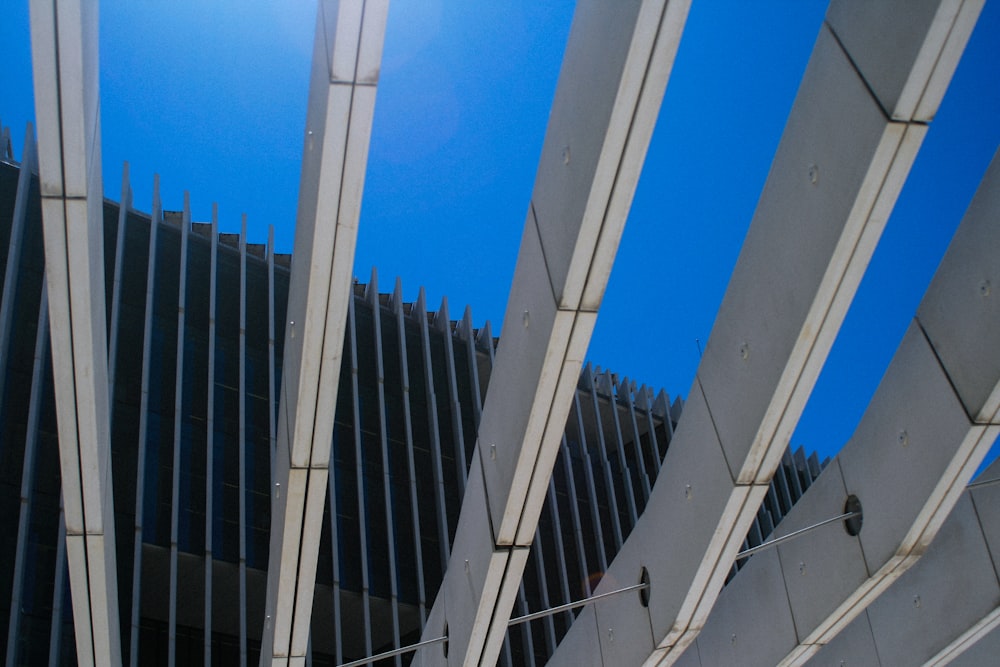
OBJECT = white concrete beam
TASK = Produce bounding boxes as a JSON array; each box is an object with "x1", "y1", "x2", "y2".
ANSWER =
[
  {"x1": 684, "y1": 466, "x2": 1000, "y2": 667},
  {"x1": 825, "y1": 0, "x2": 985, "y2": 122},
  {"x1": 413, "y1": 1, "x2": 693, "y2": 665},
  {"x1": 28, "y1": 1, "x2": 121, "y2": 664},
  {"x1": 802, "y1": 460, "x2": 1000, "y2": 667},
  {"x1": 666, "y1": 145, "x2": 1000, "y2": 667},
  {"x1": 260, "y1": 1, "x2": 388, "y2": 665},
  {"x1": 548, "y1": 2, "x2": 983, "y2": 665},
  {"x1": 926, "y1": 608, "x2": 1000, "y2": 667}
]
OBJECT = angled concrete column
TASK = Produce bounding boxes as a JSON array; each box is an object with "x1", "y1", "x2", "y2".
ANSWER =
[
  {"x1": 803, "y1": 460, "x2": 1000, "y2": 667},
  {"x1": 413, "y1": 1, "x2": 693, "y2": 665},
  {"x1": 668, "y1": 145, "x2": 1000, "y2": 667},
  {"x1": 28, "y1": 1, "x2": 121, "y2": 664},
  {"x1": 548, "y1": 2, "x2": 984, "y2": 665},
  {"x1": 260, "y1": 2, "x2": 388, "y2": 665},
  {"x1": 684, "y1": 469, "x2": 1000, "y2": 667}
]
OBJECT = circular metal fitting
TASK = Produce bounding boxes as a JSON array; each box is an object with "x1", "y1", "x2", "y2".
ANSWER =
[
  {"x1": 639, "y1": 567, "x2": 651, "y2": 608},
  {"x1": 844, "y1": 494, "x2": 863, "y2": 536}
]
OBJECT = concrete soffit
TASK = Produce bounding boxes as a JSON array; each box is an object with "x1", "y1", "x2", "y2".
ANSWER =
[
  {"x1": 260, "y1": 1, "x2": 389, "y2": 665},
  {"x1": 28, "y1": 0, "x2": 122, "y2": 664},
  {"x1": 679, "y1": 143, "x2": 1000, "y2": 667},
  {"x1": 548, "y1": 1, "x2": 987, "y2": 666},
  {"x1": 414, "y1": 0, "x2": 694, "y2": 665}
]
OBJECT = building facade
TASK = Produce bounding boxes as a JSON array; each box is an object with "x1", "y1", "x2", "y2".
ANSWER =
[{"x1": 0, "y1": 149, "x2": 825, "y2": 666}]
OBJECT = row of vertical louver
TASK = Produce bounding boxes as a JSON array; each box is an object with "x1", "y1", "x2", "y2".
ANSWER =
[{"x1": 0, "y1": 139, "x2": 826, "y2": 666}]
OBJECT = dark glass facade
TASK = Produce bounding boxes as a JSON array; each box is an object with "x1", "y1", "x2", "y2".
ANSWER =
[{"x1": 0, "y1": 157, "x2": 826, "y2": 666}]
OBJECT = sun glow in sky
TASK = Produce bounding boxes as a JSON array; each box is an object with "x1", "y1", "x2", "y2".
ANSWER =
[{"x1": 2, "y1": 1, "x2": 999, "y2": 463}]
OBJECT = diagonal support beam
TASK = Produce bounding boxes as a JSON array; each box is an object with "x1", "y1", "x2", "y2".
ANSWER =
[
  {"x1": 260, "y1": 1, "x2": 388, "y2": 665},
  {"x1": 688, "y1": 470, "x2": 1000, "y2": 667},
  {"x1": 678, "y1": 145, "x2": 1000, "y2": 666},
  {"x1": 548, "y1": 1, "x2": 984, "y2": 665},
  {"x1": 924, "y1": 609, "x2": 1000, "y2": 666},
  {"x1": 28, "y1": 1, "x2": 121, "y2": 665},
  {"x1": 413, "y1": 0, "x2": 693, "y2": 664},
  {"x1": 799, "y1": 460, "x2": 1000, "y2": 667}
]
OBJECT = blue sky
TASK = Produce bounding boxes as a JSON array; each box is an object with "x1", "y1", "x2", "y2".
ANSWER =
[{"x1": 2, "y1": 1, "x2": 999, "y2": 463}]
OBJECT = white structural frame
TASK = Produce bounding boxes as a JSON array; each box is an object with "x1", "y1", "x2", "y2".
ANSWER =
[
  {"x1": 28, "y1": 0, "x2": 122, "y2": 663},
  {"x1": 260, "y1": 1, "x2": 389, "y2": 664},
  {"x1": 806, "y1": 461, "x2": 1000, "y2": 667},
  {"x1": 10, "y1": 2, "x2": 995, "y2": 665},
  {"x1": 415, "y1": 0, "x2": 694, "y2": 664},
  {"x1": 673, "y1": 144, "x2": 1000, "y2": 666},
  {"x1": 548, "y1": 1, "x2": 985, "y2": 664}
]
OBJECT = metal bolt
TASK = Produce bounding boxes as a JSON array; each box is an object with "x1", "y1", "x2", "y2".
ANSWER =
[
  {"x1": 739, "y1": 341, "x2": 750, "y2": 361},
  {"x1": 799, "y1": 562, "x2": 806, "y2": 576},
  {"x1": 913, "y1": 595, "x2": 921, "y2": 608},
  {"x1": 731, "y1": 634, "x2": 737, "y2": 645},
  {"x1": 981, "y1": 280, "x2": 991, "y2": 297},
  {"x1": 490, "y1": 443, "x2": 497, "y2": 460},
  {"x1": 808, "y1": 164, "x2": 819, "y2": 185},
  {"x1": 898, "y1": 430, "x2": 909, "y2": 447},
  {"x1": 562, "y1": 146, "x2": 571, "y2": 165},
  {"x1": 608, "y1": 628, "x2": 614, "y2": 642},
  {"x1": 685, "y1": 484, "x2": 692, "y2": 500},
  {"x1": 464, "y1": 559, "x2": 470, "y2": 573},
  {"x1": 275, "y1": 482, "x2": 280, "y2": 499},
  {"x1": 523, "y1": 310, "x2": 530, "y2": 328}
]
